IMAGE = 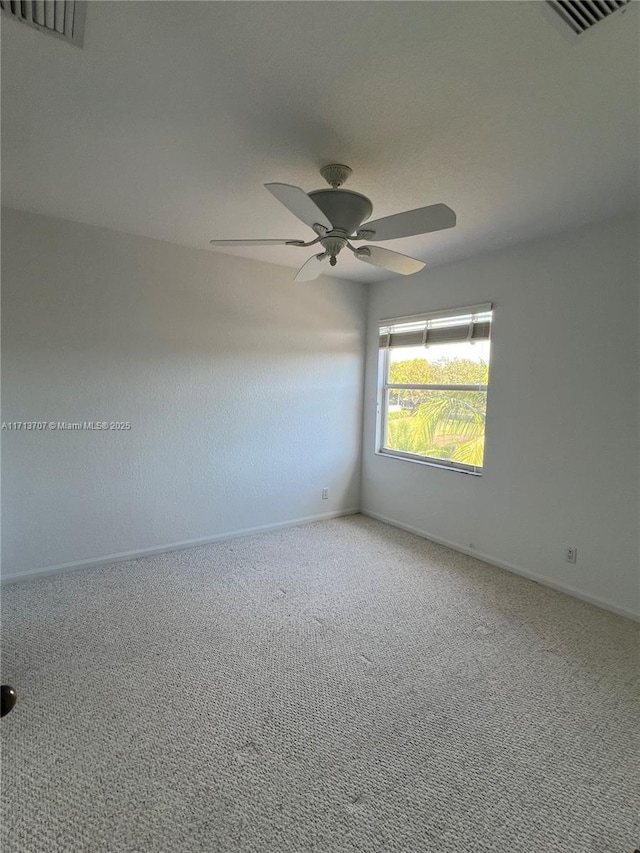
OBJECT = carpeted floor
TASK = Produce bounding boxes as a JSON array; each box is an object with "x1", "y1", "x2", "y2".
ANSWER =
[{"x1": 1, "y1": 514, "x2": 638, "y2": 852}]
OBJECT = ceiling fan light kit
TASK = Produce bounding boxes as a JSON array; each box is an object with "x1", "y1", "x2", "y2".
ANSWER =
[{"x1": 210, "y1": 165, "x2": 456, "y2": 281}]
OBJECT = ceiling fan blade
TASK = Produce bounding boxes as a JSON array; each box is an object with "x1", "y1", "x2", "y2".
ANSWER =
[
  {"x1": 354, "y1": 246, "x2": 425, "y2": 276},
  {"x1": 294, "y1": 253, "x2": 327, "y2": 282},
  {"x1": 210, "y1": 238, "x2": 304, "y2": 246},
  {"x1": 265, "y1": 183, "x2": 333, "y2": 232},
  {"x1": 357, "y1": 203, "x2": 456, "y2": 242}
]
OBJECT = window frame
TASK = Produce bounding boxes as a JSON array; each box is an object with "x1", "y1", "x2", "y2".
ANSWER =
[{"x1": 375, "y1": 305, "x2": 492, "y2": 475}]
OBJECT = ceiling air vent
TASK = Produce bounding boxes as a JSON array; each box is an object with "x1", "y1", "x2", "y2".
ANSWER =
[
  {"x1": 0, "y1": 1, "x2": 85, "y2": 47},
  {"x1": 546, "y1": 0, "x2": 631, "y2": 37}
]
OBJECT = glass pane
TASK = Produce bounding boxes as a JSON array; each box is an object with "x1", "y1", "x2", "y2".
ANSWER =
[
  {"x1": 385, "y1": 389, "x2": 487, "y2": 467},
  {"x1": 387, "y1": 340, "x2": 490, "y2": 387}
]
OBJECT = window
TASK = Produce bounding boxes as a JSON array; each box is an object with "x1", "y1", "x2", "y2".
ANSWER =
[{"x1": 377, "y1": 303, "x2": 492, "y2": 474}]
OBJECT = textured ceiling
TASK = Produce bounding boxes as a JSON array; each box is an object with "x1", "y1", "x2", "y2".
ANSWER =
[{"x1": 2, "y1": 1, "x2": 638, "y2": 283}]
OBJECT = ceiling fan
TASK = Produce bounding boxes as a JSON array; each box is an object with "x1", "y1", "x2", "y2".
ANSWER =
[{"x1": 210, "y1": 164, "x2": 456, "y2": 281}]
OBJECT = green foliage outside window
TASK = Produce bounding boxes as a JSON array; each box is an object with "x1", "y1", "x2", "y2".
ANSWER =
[{"x1": 386, "y1": 358, "x2": 488, "y2": 467}]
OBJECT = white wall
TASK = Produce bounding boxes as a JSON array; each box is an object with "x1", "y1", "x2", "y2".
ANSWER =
[
  {"x1": 1, "y1": 209, "x2": 366, "y2": 578},
  {"x1": 3, "y1": 209, "x2": 638, "y2": 618},
  {"x1": 361, "y1": 214, "x2": 640, "y2": 619}
]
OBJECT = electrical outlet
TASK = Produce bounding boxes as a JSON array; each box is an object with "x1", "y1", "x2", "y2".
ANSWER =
[
  {"x1": 321, "y1": 487, "x2": 329, "y2": 500},
  {"x1": 565, "y1": 546, "x2": 577, "y2": 564}
]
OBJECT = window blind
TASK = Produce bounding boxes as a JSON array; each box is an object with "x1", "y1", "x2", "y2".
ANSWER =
[{"x1": 379, "y1": 303, "x2": 492, "y2": 349}]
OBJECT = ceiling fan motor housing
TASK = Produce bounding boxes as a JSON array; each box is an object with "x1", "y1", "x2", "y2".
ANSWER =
[{"x1": 308, "y1": 189, "x2": 373, "y2": 238}]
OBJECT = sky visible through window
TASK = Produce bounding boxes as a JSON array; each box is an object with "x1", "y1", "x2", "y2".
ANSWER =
[{"x1": 388, "y1": 340, "x2": 490, "y2": 374}]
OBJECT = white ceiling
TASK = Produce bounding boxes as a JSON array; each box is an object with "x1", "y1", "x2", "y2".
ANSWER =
[{"x1": 2, "y1": 1, "x2": 638, "y2": 283}]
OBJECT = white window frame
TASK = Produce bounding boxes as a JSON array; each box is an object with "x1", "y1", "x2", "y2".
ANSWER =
[{"x1": 375, "y1": 303, "x2": 492, "y2": 475}]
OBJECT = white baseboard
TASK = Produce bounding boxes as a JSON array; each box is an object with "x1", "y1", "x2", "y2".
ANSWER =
[
  {"x1": 5, "y1": 507, "x2": 637, "y2": 623},
  {"x1": 1, "y1": 508, "x2": 360, "y2": 584},
  {"x1": 361, "y1": 509, "x2": 639, "y2": 622}
]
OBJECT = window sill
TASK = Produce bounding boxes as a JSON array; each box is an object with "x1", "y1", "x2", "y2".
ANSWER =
[{"x1": 374, "y1": 448, "x2": 483, "y2": 476}]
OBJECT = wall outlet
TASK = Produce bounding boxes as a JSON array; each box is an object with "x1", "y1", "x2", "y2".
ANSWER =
[
  {"x1": 321, "y1": 487, "x2": 329, "y2": 500},
  {"x1": 565, "y1": 546, "x2": 577, "y2": 564}
]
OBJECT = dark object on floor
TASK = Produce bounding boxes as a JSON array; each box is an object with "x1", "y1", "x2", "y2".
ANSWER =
[{"x1": 1, "y1": 685, "x2": 17, "y2": 717}]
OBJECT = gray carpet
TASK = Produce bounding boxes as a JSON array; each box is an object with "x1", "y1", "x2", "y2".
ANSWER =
[{"x1": 1, "y1": 514, "x2": 638, "y2": 852}]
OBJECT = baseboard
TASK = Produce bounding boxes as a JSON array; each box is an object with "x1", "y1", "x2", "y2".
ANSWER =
[
  {"x1": 6, "y1": 507, "x2": 637, "y2": 623},
  {"x1": 1, "y1": 508, "x2": 360, "y2": 584},
  {"x1": 361, "y1": 509, "x2": 640, "y2": 622}
]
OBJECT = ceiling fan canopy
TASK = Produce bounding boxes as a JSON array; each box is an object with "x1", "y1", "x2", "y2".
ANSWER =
[{"x1": 210, "y1": 164, "x2": 456, "y2": 281}]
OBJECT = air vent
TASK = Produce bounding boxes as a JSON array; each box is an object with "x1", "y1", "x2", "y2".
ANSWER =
[
  {"x1": 546, "y1": 0, "x2": 631, "y2": 36},
  {"x1": 0, "y1": 1, "x2": 85, "y2": 47}
]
